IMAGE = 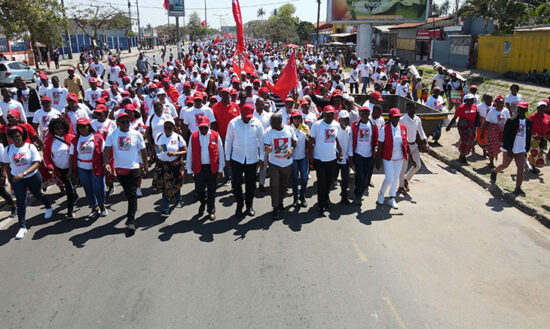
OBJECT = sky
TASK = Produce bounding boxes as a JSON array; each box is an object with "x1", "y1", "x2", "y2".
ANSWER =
[{"x1": 70, "y1": 0, "x2": 453, "y2": 30}]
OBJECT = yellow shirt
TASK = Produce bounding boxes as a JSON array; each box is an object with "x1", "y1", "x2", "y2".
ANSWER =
[{"x1": 64, "y1": 75, "x2": 83, "y2": 100}]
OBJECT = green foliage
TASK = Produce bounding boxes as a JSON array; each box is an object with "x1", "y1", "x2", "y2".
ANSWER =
[
  {"x1": 0, "y1": 0, "x2": 65, "y2": 47},
  {"x1": 72, "y1": 5, "x2": 123, "y2": 42},
  {"x1": 257, "y1": 8, "x2": 266, "y2": 19},
  {"x1": 459, "y1": 0, "x2": 550, "y2": 33},
  {"x1": 185, "y1": 12, "x2": 207, "y2": 39},
  {"x1": 296, "y1": 21, "x2": 314, "y2": 42}
]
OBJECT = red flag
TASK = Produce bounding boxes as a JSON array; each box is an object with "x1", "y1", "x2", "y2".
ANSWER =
[
  {"x1": 266, "y1": 52, "x2": 299, "y2": 100},
  {"x1": 232, "y1": 51, "x2": 255, "y2": 77},
  {"x1": 201, "y1": 20, "x2": 207, "y2": 27},
  {"x1": 163, "y1": 0, "x2": 168, "y2": 10},
  {"x1": 266, "y1": 41, "x2": 270, "y2": 50},
  {"x1": 213, "y1": 36, "x2": 220, "y2": 45},
  {"x1": 232, "y1": 0, "x2": 245, "y2": 52}
]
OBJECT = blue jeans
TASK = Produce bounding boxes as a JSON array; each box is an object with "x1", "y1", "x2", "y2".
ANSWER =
[
  {"x1": 353, "y1": 154, "x2": 374, "y2": 198},
  {"x1": 13, "y1": 172, "x2": 51, "y2": 228},
  {"x1": 77, "y1": 167, "x2": 105, "y2": 208},
  {"x1": 161, "y1": 191, "x2": 181, "y2": 211},
  {"x1": 361, "y1": 76, "x2": 370, "y2": 93},
  {"x1": 291, "y1": 157, "x2": 309, "y2": 199}
]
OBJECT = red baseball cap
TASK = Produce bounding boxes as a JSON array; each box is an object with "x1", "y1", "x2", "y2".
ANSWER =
[
  {"x1": 95, "y1": 97, "x2": 106, "y2": 104},
  {"x1": 517, "y1": 101, "x2": 529, "y2": 109},
  {"x1": 291, "y1": 110, "x2": 302, "y2": 118},
  {"x1": 67, "y1": 93, "x2": 78, "y2": 102},
  {"x1": 258, "y1": 87, "x2": 269, "y2": 94},
  {"x1": 7, "y1": 110, "x2": 21, "y2": 118},
  {"x1": 470, "y1": 85, "x2": 478, "y2": 89},
  {"x1": 67, "y1": 66, "x2": 75, "y2": 71},
  {"x1": 148, "y1": 83, "x2": 157, "y2": 89},
  {"x1": 220, "y1": 87, "x2": 230, "y2": 94},
  {"x1": 197, "y1": 115, "x2": 210, "y2": 127},
  {"x1": 76, "y1": 117, "x2": 90, "y2": 125},
  {"x1": 101, "y1": 90, "x2": 110, "y2": 97},
  {"x1": 359, "y1": 106, "x2": 371, "y2": 112},
  {"x1": 389, "y1": 108, "x2": 401, "y2": 117},
  {"x1": 40, "y1": 96, "x2": 51, "y2": 102},
  {"x1": 284, "y1": 97, "x2": 295, "y2": 103},
  {"x1": 117, "y1": 112, "x2": 130, "y2": 121},
  {"x1": 241, "y1": 104, "x2": 254, "y2": 118},
  {"x1": 94, "y1": 104, "x2": 108, "y2": 112},
  {"x1": 371, "y1": 91, "x2": 383, "y2": 101},
  {"x1": 299, "y1": 98, "x2": 309, "y2": 105},
  {"x1": 121, "y1": 90, "x2": 130, "y2": 96},
  {"x1": 323, "y1": 105, "x2": 335, "y2": 113},
  {"x1": 89, "y1": 77, "x2": 97, "y2": 84},
  {"x1": 230, "y1": 89, "x2": 238, "y2": 95},
  {"x1": 124, "y1": 104, "x2": 136, "y2": 112}
]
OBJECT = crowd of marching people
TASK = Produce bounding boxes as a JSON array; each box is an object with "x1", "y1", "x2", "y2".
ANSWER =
[{"x1": 1, "y1": 37, "x2": 549, "y2": 241}]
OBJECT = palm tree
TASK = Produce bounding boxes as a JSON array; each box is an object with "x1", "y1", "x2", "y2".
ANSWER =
[{"x1": 257, "y1": 8, "x2": 265, "y2": 19}]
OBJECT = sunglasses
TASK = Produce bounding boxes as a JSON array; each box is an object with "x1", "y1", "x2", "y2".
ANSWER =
[{"x1": 119, "y1": 120, "x2": 130, "y2": 124}]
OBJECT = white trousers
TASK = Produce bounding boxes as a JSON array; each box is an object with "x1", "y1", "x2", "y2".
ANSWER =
[
  {"x1": 379, "y1": 159, "x2": 403, "y2": 198},
  {"x1": 399, "y1": 143, "x2": 421, "y2": 187}
]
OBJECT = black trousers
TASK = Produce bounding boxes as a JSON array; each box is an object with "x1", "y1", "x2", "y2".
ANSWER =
[
  {"x1": 314, "y1": 159, "x2": 338, "y2": 209},
  {"x1": 231, "y1": 160, "x2": 257, "y2": 208},
  {"x1": 57, "y1": 167, "x2": 76, "y2": 214},
  {"x1": 195, "y1": 165, "x2": 217, "y2": 214},
  {"x1": 338, "y1": 163, "x2": 350, "y2": 199},
  {"x1": 117, "y1": 169, "x2": 139, "y2": 222}
]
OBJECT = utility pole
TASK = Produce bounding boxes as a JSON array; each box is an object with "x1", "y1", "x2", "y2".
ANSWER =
[
  {"x1": 135, "y1": 0, "x2": 142, "y2": 48},
  {"x1": 60, "y1": 0, "x2": 73, "y2": 59},
  {"x1": 127, "y1": 0, "x2": 132, "y2": 53},
  {"x1": 315, "y1": 0, "x2": 321, "y2": 48},
  {"x1": 204, "y1": 0, "x2": 207, "y2": 26},
  {"x1": 213, "y1": 14, "x2": 227, "y2": 32}
]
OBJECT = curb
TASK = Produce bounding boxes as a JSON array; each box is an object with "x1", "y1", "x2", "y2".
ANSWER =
[
  {"x1": 43, "y1": 49, "x2": 157, "y2": 75},
  {"x1": 427, "y1": 148, "x2": 550, "y2": 229}
]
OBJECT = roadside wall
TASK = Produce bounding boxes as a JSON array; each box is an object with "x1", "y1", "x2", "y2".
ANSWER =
[{"x1": 477, "y1": 30, "x2": 550, "y2": 74}]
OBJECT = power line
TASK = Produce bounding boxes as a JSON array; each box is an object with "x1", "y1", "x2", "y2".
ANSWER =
[{"x1": 74, "y1": 0, "x2": 298, "y2": 10}]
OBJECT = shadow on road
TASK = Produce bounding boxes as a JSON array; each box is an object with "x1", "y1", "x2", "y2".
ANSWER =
[{"x1": 69, "y1": 215, "x2": 126, "y2": 248}]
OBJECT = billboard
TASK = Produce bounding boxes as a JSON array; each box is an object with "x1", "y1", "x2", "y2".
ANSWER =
[
  {"x1": 327, "y1": 0, "x2": 429, "y2": 24},
  {"x1": 168, "y1": 0, "x2": 185, "y2": 17}
]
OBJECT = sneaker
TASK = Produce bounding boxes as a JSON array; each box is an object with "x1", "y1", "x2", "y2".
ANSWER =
[
  {"x1": 176, "y1": 200, "x2": 184, "y2": 208},
  {"x1": 292, "y1": 198, "x2": 300, "y2": 208},
  {"x1": 490, "y1": 171, "x2": 497, "y2": 183},
  {"x1": 198, "y1": 202, "x2": 206, "y2": 216},
  {"x1": 161, "y1": 210, "x2": 170, "y2": 217},
  {"x1": 10, "y1": 207, "x2": 16, "y2": 218},
  {"x1": 272, "y1": 208, "x2": 280, "y2": 219},
  {"x1": 513, "y1": 187, "x2": 525, "y2": 196},
  {"x1": 99, "y1": 205, "x2": 108, "y2": 217},
  {"x1": 403, "y1": 179, "x2": 410, "y2": 191},
  {"x1": 377, "y1": 193, "x2": 385, "y2": 206},
  {"x1": 353, "y1": 196, "x2": 363, "y2": 206},
  {"x1": 388, "y1": 198, "x2": 399, "y2": 209},
  {"x1": 258, "y1": 185, "x2": 266, "y2": 192},
  {"x1": 299, "y1": 196, "x2": 308, "y2": 208},
  {"x1": 15, "y1": 227, "x2": 27, "y2": 240},
  {"x1": 67, "y1": 212, "x2": 74, "y2": 220},
  {"x1": 136, "y1": 187, "x2": 143, "y2": 197},
  {"x1": 88, "y1": 209, "x2": 99, "y2": 219},
  {"x1": 341, "y1": 197, "x2": 351, "y2": 205},
  {"x1": 44, "y1": 208, "x2": 53, "y2": 220}
]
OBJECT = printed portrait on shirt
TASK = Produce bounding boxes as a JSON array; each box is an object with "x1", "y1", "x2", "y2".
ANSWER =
[{"x1": 118, "y1": 136, "x2": 131, "y2": 151}]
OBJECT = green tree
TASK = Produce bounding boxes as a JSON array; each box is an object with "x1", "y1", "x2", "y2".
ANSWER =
[
  {"x1": 185, "y1": 12, "x2": 207, "y2": 40},
  {"x1": 0, "y1": 0, "x2": 66, "y2": 68},
  {"x1": 296, "y1": 21, "x2": 314, "y2": 42},
  {"x1": 72, "y1": 5, "x2": 122, "y2": 46},
  {"x1": 107, "y1": 12, "x2": 133, "y2": 53}
]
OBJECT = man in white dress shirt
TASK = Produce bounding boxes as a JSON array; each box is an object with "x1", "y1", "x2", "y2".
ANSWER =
[
  {"x1": 225, "y1": 104, "x2": 265, "y2": 216},
  {"x1": 398, "y1": 102, "x2": 426, "y2": 194}
]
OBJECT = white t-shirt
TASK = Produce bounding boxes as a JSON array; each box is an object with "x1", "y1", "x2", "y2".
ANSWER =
[
  {"x1": 309, "y1": 120, "x2": 341, "y2": 161},
  {"x1": 108, "y1": 65, "x2": 121, "y2": 81},
  {"x1": 155, "y1": 132, "x2": 186, "y2": 162},
  {"x1": 105, "y1": 129, "x2": 146, "y2": 169},
  {"x1": 358, "y1": 63, "x2": 371, "y2": 77},
  {"x1": 182, "y1": 107, "x2": 216, "y2": 133},
  {"x1": 91, "y1": 119, "x2": 116, "y2": 137},
  {"x1": 66, "y1": 105, "x2": 91, "y2": 134},
  {"x1": 337, "y1": 125, "x2": 353, "y2": 164},
  {"x1": 263, "y1": 126, "x2": 297, "y2": 167},
  {"x1": 512, "y1": 119, "x2": 527, "y2": 154},
  {"x1": 91, "y1": 62, "x2": 105, "y2": 76},
  {"x1": 70, "y1": 134, "x2": 101, "y2": 170},
  {"x1": 147, "y1": 113, "x2": 173, "y2": 141},
  {"x1": 478, "y1": 103, "x2": 492, "y2": 118},
  {"x1": 49, "y1": 87, "x2": 69, "y2": 111},
  {"x1": 355, "y1": 121, "x2": 374, "y2": 157},
  {"x1": 485, "y1": 108, "x2": 510, "y2": 125},
  {"x1": 505, "y1": 93, "x2": 522, "y2": 114},
  {"x1": 292, "y1": 126, "x2": 308, "y2": 160},
  {"x1": 3, "y1": 143, "x2": 41, "y2": 178},
  {"x1": 0, "y1": 99, "x2": 27, "y2": 122},
  {"x1": 32, "y1": 108, "x2": 62, "y2": 137},
  {"x1": 161, "y1": 102, "x2": 178, "y2": 118},
  {"x1": 396, "y1": 84, "x2": 410, "y2": 97},
  {"x1": 50, "y1": 136, "x2": 71, "y2": 169},
  {"x1": 378, "y1": 124, "x2": 404, "y2": 161},
  {"x1": 84, "y1": 88, "x2": 103, "y2": 108}
]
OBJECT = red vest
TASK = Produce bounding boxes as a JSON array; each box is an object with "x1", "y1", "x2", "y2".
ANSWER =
[
  {"x1": 351, "y1": 119, "x2": 379, "y2": 154},
  {"x1": 381, "y1": 123, "x2": 408, "y2": 161},
  {"x1": 191, "y1": 130, "x2": 220, "y2": 174}
]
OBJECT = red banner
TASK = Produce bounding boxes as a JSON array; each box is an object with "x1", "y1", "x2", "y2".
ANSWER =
[
  {"x1": 266, "y1": 51, "x2": 299, "y2": 100},
  {"x1": 232, "y1": 0, "x2": 245, "y2": 52},
  {"x1": 233, "y1": 51, "x2": 255, "y2": 77},
  {"x1": 201, "y1": 20, "x2": 207, "y2": 27},
  {"x1": 163, "y1": 0, "x2": 168, "y2": 10}
]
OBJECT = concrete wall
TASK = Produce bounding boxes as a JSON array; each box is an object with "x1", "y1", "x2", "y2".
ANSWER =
[
  {"x1": 433, "y1": 40, "x2": 450, "y2": 65},
  {"x1": 477, "y1": 30, "x2": 550, "y2": 73}
]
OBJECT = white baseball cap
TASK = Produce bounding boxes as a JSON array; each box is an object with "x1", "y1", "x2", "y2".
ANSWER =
[
  {"x1": 338, "y1": 110, "x2": 350, "y2": 119},
  {"x1": 463, "y1": 93, "x2": 475, "y2": 100}
]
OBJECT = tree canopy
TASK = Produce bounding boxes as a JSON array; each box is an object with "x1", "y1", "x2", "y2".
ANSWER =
[{"x1": 243, "y1": 4, "x2": 313, "y2": 43}]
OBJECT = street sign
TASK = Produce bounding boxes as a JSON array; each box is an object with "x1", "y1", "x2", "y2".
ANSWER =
[
  {"x1": 327, "y1": 0, "x2": 429, "y2": 24},
  {"x1": 168, "y1": 0, "x2": 185, "y2": 17}
]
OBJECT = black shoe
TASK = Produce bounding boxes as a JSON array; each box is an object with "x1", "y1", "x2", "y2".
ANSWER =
[
  {"x1": 258, "y1": 185, "x2": 266, "y2": 192},
  {"x1": 106, "y1": 184, "x2": 113, "y2": 196},
  {"x1": 272, "y1": 208, "x2": 280, "y2": 219},
  {"x1": 278, "y1": 203, "x2": 284, "y2": 211},
  {"x1": 176, "y1": 200, "x2": 184, "y2": 208},
  {"x1": 513, "y1": 187, "x2": 525, "y2": 196},
  {"x1": 299, "y1": 196, "x2": 308, "y2": 207},
  {"x1": 67, "y1": 212, "x2": 74, "y2": 220},
  {"x1": 292, "y1": 198, "x2": 300, "y2": 207},
  {"x1": 161, "y1": 210, "x2": 170, "y2": 218},
  {"x1": 235, "y1": 204, "x2": 244, "y2": 216},
  {"x1": 369, "y1": 182, "x2": 374, "y2": 188},
  {"x1": 490, "y1": 171, "x2": 497, "y2": 183},
  {"x1": 341, "y1": 197, "x2": 351, "y2": 205},
  {"x1": 10, "y1": 207, "x2": 16, "y2": 218},
  {"x1": 246, "y1": 207, "x2": 255, "y2": 217},
  {"x1": 198, "y1": 202, "x2": 206, "y2": 216},
  {"x1": 318, "y1": 206, "x2": 326, "y2": 214}
]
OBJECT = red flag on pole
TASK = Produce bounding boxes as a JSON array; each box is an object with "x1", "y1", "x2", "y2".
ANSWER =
[
  {"x1": 201, "y1": 20, "x2": 207, "y2": 27},
  {"x1": 232, "y1": 51, "x2": 255, "y2": 77},
  {"x1": 232, "y1": 0, "x2": 245, "y2": 52},
  {"x1": 213, "y1": 36, "x2": 221, "y2": 45},
  {"x1": 163, "y1": 0, "x2": 168, "y2": 10},
  {"x1": 266, "y1": 51, "x2": 299, "y2": 100}
]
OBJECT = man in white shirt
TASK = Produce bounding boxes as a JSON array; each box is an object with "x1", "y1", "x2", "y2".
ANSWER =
[
  {"x1": 32, "y1": 96, "x2": 61, "y2": 137},
  {"x1": 186, "y1": 115, "x2": 225, "y2": 221},
  {"x1": 181, "y1": 94, "x2": 216, "y2": 138},
  {"x1": 48, "y1": 76, "x2": 69, "y2": 112},
  {"x1": 395, "y1": 77, "x2": 410, "y2": 98},
  {"x1": 351, "y1": 106, "x2": 378, "y2": 205},
  {"x1": 309, "y1": 105, "x2": 343, "y2": 214},
  {"x1": 225, "y1": 104, "x2": 265, "y2": 216},
  {"x1": 336, "y1": 110, "x2": 354, "y2": 205},
  {"x1": 0, "y1": 87, "x2": 25, "y2": 123},
  {"x1": 398, "y1": 102, "x2": 425, "y2": 194},
  {"x1": 84, "y1": 78, "x2": 103, "y2": 110},
  {"x1": 91, "y1": 56, "x2": 105, "y2": 78},
  {"x1": 358, "y1": 59, "x2": 371, "y2": 93}
]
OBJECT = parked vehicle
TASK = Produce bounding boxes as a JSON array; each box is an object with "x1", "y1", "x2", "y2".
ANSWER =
[{"x1": 0, "y1": 61, "x2": 35, "y2": 86}]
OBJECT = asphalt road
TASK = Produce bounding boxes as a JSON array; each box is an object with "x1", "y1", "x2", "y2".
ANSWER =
[
  {"x1": 0, "y1": 52, "x2": 549, "y2": 328},
  {"x1": 0, "y1": 153, "x2": 549, "y2": 329}
]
